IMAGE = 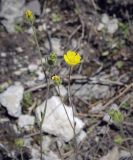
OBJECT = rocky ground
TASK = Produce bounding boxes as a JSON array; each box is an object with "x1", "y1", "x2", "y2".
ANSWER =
[{"x1": 0, "y1": 0, "x2": 133, "y2": 160}]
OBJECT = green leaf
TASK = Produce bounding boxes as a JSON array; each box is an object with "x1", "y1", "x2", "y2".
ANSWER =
[
  {"x1": 121, "y1": 101, "x2": 130, "y2": 110},
  {"x1": 22, "y1": 92, "x2": 33, "y2": 109},
  {"x1": 51, "y1": 13, "x2": 61, "y2": 22},
  {"x1": 115, "y1": 61, "x2": 124, "y2": 69},
  {"x1": 114, "y1": 135, "x2": 123, "y2": 144},
  {"x1": 108, "y1": 109, "x2": 124, "y2": 124}
]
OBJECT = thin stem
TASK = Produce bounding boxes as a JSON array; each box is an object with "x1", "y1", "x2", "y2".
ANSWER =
[
  {"x1": 120, "y1": 123, "x2": 133, "y2": 160},
  {"x1": 55, "y1": 141, "x2": 64, "y2": 160},
  {"x1": 68, "y1": 67, "x2": 78, "y2": 160},
  {"x1": 20, "y1": 149, "x2": 24, "y2": 160},
  {"x1": 30, "y1": 22, "x2": 50, "y2": 160},
  {"x1": 57, "y1": 86, "x2": 74, "y2": 131},
  {"x1": 40, "y1": 79, "x2": 50, "y2": 160}
]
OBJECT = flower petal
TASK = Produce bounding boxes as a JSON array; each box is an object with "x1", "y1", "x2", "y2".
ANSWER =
[
  {"x1": 64, "y1": 54, "x2": 71, "y2": 65},
  {"x1": 75, "y1": 53, "x2": 81, "y2": 64},
  {"x1": 67, "y1": 50, "x2": 76, "y2": 58}
]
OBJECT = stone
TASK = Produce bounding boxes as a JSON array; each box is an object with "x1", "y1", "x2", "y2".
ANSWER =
[
  {"x1": 77, "y1": 131, "x2": 87, "y2": 144},
  {"x1": 26, "y1": 27, "x2": 34, "y2": 35},
  {"x1": 38, "y1": 23, "x2": 47, "y2": 32},
  {"x1": 100, "y1": 147, "x2": 119, "y2": 160},
  {"x1": 1, "y1": 52, "x2": 7, "y2": 58},
  {"x1": 55, "y1": 85, "x2": 67, "y2": 97},
  {"x1": 44, "y1": 38, "x2": 63, "y2": 56},
  {"x1": 0, "y1": 83, "x2": 24, "y2": 117},
  {"x1": 97, "y1": 23, "x2": 104, "y2": 31},
  {"x1": 42, "y1": 136, "x2": 52, "y2": 152},
  {"x1": 15, "y1": 47, "x2": 23, "y2": 53},
  {"x1": 72, "y1": 83, "x2": 114, "y2": 101},
  {"x1": 101, "y1": 14, "x2": 110, "y2": 25},
  {"x1": 23, "y1": 137, "x2": 33, "y2": 147},
  {"x1": 101, "y1": 14, "x2": 118, "y2": 34},
  {"x1": 28, "y1": 64, "x2": 38, "y2": 72},
  {"x1": 107, "y1": 19, "x2": 118, "y2": 34},
  {"x1": 103, "y1": 113, "x2": 112, "y2": 123},
  {"x1": 44, "y1": 151, "x2": 61, "y2": 160},
  {"x1": 120, "y1": 150, "x2": 131, "y2": 159},
  {"x1": 35, "y1": 96, "x2": 84, "y2": 142},
  {"x1": 0, "y1": 0, "x2": 25, "y2": 33},
  {"x1": 36, "y1": 70, "x2": 45, "y2": 81},
  {"x1": 30, "y1": 145, "x2": 60, "y2": 160},
  {"x1": 30, "y1": 146, "x2": 41, "y2": 160},
  {"x1": 18, "y1": 115, "x2": 35, "y2": 130}
]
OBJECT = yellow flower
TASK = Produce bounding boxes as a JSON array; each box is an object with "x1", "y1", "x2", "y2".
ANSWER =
[
  {"x1": 52, "y1": 75, "x2": 61, "y2": 86},
  {"x1": 24, "y1": 10, "x2": 35, "y2": 22},
  {"x1": 64, "y1": 50, "x2": 81, "y2": 66}
]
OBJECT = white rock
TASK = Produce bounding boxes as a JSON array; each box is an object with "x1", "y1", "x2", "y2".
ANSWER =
[
  {"x1": 45, "y1": 38, "x2": 63, "y2": 56},
  {"x1": 97, "y1": 23, "x2": 104, "y2": 31},
  {"x1": 35, "y1": 96, "x2": 84, "y2": 142},
  {"x1": 23, "y1": 137, "x2": 33, "y2": 147},
  {"x1": 101, "y1": 14, "x2": 110, "y2": 24},
  {"x1": 26, "y1": 27, "x2": 34, "y2": 35},
  {"x1": 15, "y1": 47, "x2": 23, "y2": 53},
  {"x1": 100, "y1": 147, "x2": 119, "y2": 160},
  {"x1": 103, "y1": 113, "x2": 112, "y2": 123},
  {"x1": 18, "y1": 115, "x2": 35, "y2": 130},
  {"x1": 77, "y1": 131, "x2": 87, "y2": 144},
  {"x1": 1, "y1": 52, "x2": 7, "y2": 57},
  {"x1": 28, "y1": 64, "x2": 38, "y2": 72},
  {"x1": 42, "y1": 23, "x2": 47, "y2": 31},
  {"x1": 45, "y1": 8, "x2": 51, "y2": 13},
  {"x1": 0, "y1": 0, "x2": 25, "y2": 33},
  {"x1": 36, "y1": 70, "x2": 45, "y2": 81},
  {"x1": 110, "y1": 103, "x2": 119, "y2": 110},
  {"x1": 30, "y1": 146, "x2": 41, "y2": 160},
  {"x1": 38, "y1": 23, "x2": 47, "y2": 32},
  {"x1": 0, "y1": 83, "x2": 24, "y2": 117},
  {"x1": 107, "y1": 19, "x2": 118, "y2": 34},
  {"x1": 42, "y1": 136, "x2": 52, "y2": 152},
  {"x1": 44, "y1": 151, "x2": 61, "y2": 160},
  {"x1": 120, "y1": 150, "x2": 131, "y2": 159},
  {"x1": 72, "y1": 84, "x2": 114, "y2": 100},
  {"x1": 30, "y1": 145, "x2": 61, "y2": 160},
  {"x1": 55, "y1": 85, "x2": 67, "y2": 97}
]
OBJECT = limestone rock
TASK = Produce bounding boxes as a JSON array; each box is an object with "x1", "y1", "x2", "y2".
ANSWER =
[
  {"x1": 35, "y1": 96, "x2": 84, "y2": 142},
  {"x1": 18, "y1": 115, "x2": 35, "y2": 130},
  {"x1": 0, "y1": 83, "x2": 24, "y2": 117},
  {"x1": 0, "y1": 0, "x2": 25, "y2": 33}
]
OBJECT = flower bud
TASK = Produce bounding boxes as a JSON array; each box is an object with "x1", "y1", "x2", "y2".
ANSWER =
[
  {"x1": 48, "y1": 52, "x2": 57, "y2": 65},
  {"x1": 24, "y1": 10, "x2": 35, "y2": 23},
  {"x1": 52, "y1": 75, "x2": 61, "y2": 86},
  {"x1": 15, "y1": 138, "x2": 24, "y2": 148}
]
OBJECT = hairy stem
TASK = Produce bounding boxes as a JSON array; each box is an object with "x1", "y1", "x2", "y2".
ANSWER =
[
  {"x1": 20, "y1": 149, "x2": 24, "y2": 160},
  {"x1": 31, "y1": 22, "x2": 50, "y2": 160},
  {"x1": 68, "y1": 67, "x2": 78, "y2": 160},
  {"x1": 40, "y1": 79, "x2": 50, "y2": 160},
  {"x1": 57, "y1": 86, "x2": 74, "y2": 131}
]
